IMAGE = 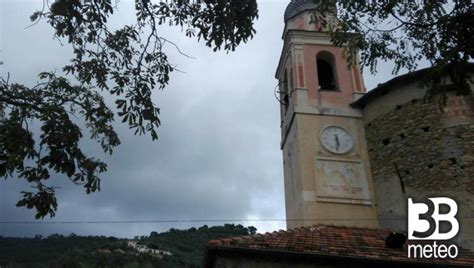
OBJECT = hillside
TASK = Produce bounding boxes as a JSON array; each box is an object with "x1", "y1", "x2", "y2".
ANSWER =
[{"x1": 0, "y1": 224, "x2": 257, "y2": 267}]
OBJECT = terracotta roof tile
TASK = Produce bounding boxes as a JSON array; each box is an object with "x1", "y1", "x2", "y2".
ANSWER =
[{"x1": 207, "y1": 224, "x2": 474, "y2": 266}]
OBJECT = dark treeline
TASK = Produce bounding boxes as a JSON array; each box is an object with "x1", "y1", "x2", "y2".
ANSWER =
[{"x1": 0, "y1": 224, "x2": 257, "y2": 267}]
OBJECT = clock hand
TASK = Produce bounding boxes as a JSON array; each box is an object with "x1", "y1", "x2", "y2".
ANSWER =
[{"x1": 334, "y1": 134, "x2": 340, "y2": 150}]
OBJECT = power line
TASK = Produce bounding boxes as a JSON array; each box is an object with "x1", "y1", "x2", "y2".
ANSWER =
[
  {"x1": 0, "y1": 218, "x2": 385, "y2": 224},
  {"x1": 1, "y1": 217, "x2": 473, "y2": 224}
]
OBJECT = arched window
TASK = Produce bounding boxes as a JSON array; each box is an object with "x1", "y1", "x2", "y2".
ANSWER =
[{"x1": 317, "y1": 52, "x2": 337, "y2": 90}]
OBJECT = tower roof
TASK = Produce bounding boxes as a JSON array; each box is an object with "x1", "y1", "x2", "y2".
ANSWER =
[{"x1": 284, "y1": 0, "x2": 321, "y2": 22}]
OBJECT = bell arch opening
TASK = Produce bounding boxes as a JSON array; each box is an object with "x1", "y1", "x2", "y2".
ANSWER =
[{"x1": 317, "y1": 51, "x2": 337, "y2": 90}]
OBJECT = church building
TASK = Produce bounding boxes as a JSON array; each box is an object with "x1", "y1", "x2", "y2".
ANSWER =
[
  {"x1": 204, "y1": 0, "x2": 474, "y2": 266},
  {"x1": 276, "y1": 0, "x2": 474, "y2": 248}
]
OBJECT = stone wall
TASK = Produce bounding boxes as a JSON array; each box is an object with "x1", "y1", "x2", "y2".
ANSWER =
[{"x1": 363, "y1": 90, "x2": 474, "y2": 248}]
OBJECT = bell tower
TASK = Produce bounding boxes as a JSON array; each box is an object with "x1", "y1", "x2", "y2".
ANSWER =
[{"x1": 276, "y1": 0, "x2": 378, "y2": 229}]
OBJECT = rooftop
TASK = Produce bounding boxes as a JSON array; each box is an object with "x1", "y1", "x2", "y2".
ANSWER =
[
  {"x1": 206, "y1": 224, "x2": 474, "y2": 266},
  {"x1": 351, "y1": 63, "x2": 474, "y2": 109}
]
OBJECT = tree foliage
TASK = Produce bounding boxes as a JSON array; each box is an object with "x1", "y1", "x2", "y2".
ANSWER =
[
  {"x1": 0, "y1": 0, "x2": 258, "y2": 218},
  {"x1": 318, "y1": 0, "x2": 473, "y2": 99}
]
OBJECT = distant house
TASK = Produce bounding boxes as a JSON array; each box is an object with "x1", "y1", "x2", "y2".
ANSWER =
[
  {"x1": 127, "y1": 240, "x2": 172, "y2": 257},
  {"x1": 204, "y1": 225, "x2": 474, "y2": 268}
]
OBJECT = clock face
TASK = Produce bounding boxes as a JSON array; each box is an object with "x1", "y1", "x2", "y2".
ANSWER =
[{"x1": 320, "y1": 126, "x2": 353, "y2": 154}]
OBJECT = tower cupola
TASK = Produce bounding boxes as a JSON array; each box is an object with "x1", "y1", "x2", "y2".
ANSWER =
[
  {"x1": 284, "y1": 0, "x2": 321, "y2": 22},
  {"x1": 282, "y1": 0, "x2": 337, "y2": 34}
]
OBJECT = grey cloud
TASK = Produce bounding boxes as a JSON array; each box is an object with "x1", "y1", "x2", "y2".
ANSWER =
[{"x1": 1, "y1": 0, "x2": 398, "y2": 238}]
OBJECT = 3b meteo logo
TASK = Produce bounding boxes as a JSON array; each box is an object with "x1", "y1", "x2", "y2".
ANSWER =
[{"x1": 408, "y1": 197, "x2": 459, "y2": 259}]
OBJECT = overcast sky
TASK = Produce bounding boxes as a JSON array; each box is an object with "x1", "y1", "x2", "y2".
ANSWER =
[{"x1": 1, "y1": 0, "x2": 408, "y2": 238}]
